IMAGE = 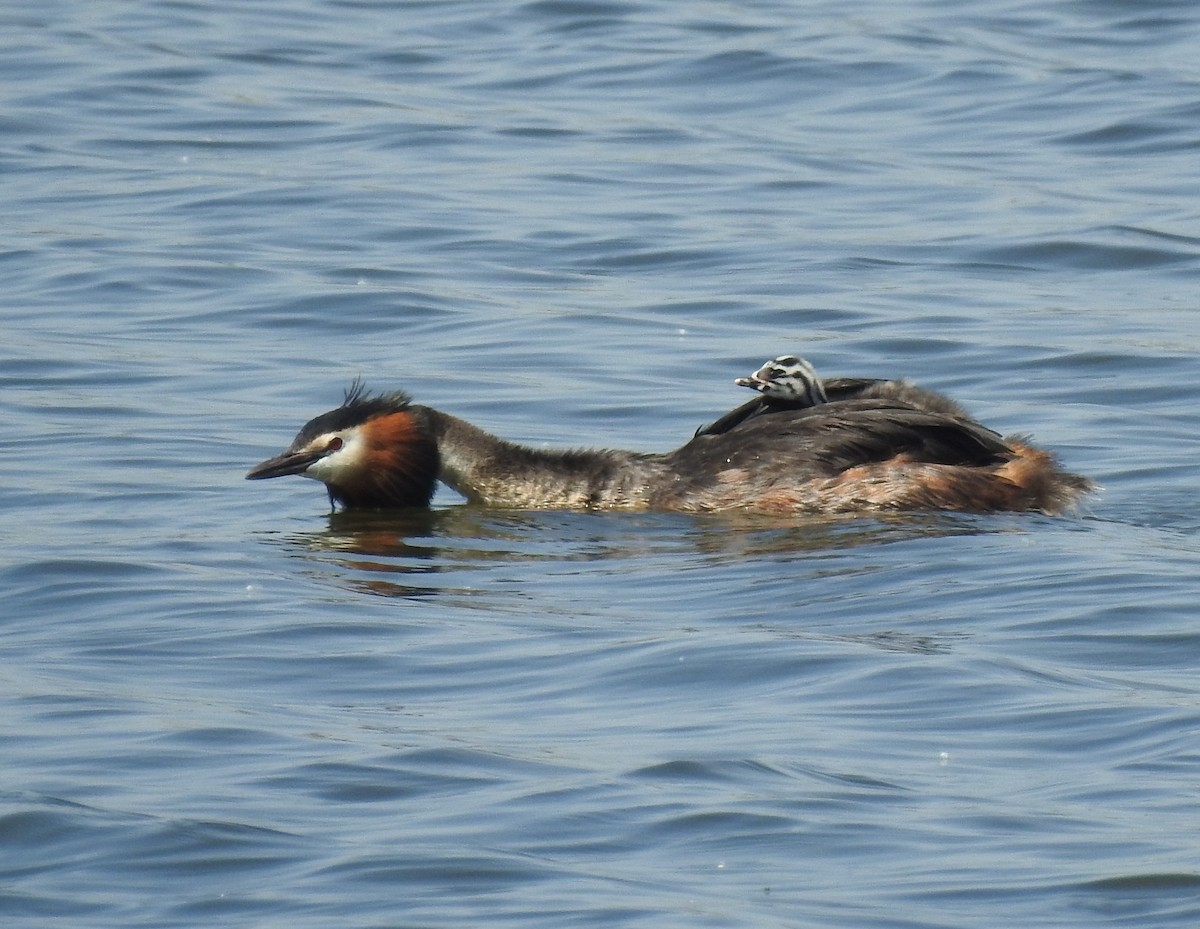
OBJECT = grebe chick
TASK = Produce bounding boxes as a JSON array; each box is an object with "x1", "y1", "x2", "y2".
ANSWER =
[
  {"x1": 738, "y1": 355, "x2": 829, "y2": 403},
  {"x1": 696, "y1": 354, "x2": 829, "y2": 437},
  {"x1": 247, "y1": 377, "x2": 1093, "y2": 516},
  {"x1": 697, "y1": 355, "x2": 975, "y2": 437}
]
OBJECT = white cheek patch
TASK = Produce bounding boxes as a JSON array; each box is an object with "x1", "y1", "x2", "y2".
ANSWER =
[{"x1": 303, "y1": 431, "x2": 366, "y2": 482}]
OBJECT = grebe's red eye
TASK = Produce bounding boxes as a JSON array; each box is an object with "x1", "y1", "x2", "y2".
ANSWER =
[{"x1": 327, "y1": 436, "x2": 344, "y2": 451}]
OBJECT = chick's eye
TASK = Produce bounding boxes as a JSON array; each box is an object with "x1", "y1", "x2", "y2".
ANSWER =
[{"x1": 327, "y1": 436, "x2": 344, "y2": 451}]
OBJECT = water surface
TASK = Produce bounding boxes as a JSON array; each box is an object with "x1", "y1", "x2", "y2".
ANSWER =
[{"x1": 4, "y1": 1, "x2": 1200, "y2": 926}]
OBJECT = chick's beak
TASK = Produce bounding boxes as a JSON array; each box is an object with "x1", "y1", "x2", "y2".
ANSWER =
[
  {"x1": 733, "y1": 373, "x2": 771, "y2": 393},
  {"x1": 246, "y1": 447, "x2": 323, "y2": 480}
]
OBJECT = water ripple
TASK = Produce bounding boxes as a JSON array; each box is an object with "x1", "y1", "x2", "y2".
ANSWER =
[{"x1": 5, "y1": 0, "x2": 1200, "y2": 926}]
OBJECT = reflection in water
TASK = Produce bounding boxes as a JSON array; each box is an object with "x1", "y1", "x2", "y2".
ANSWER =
[
  {"x1": 322, "y1": 508, "x2": 444, "y2": 558},
  {"x1": 678, "y1": 510, "x2": 995, "y2": 563},
  {"x1": 259, "y1": 504, "x2": 1002, "y2": 601}
]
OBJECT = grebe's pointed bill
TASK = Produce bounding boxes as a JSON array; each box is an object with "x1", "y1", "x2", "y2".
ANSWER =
[
  {"x1": 734, "y1": 372, "x2": 772, "y2": 393},
  {"x1": 246, "y1": 447, "x2": 324, "y2": 480},
  {"x1": 733, "y1": 358, "x2": 795, "y2": 394}
]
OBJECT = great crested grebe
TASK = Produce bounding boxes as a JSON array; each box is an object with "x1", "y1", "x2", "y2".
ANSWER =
[{"x1": 246, "y1": 369, "x2": 1093, "y2": 516}]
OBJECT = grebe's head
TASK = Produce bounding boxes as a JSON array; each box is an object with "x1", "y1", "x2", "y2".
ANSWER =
[
  {"x1": 734, "y1": 355, "x2": 828, "y2": 406},
  {"x1": 246, "y1": 380, "x2": 439, "y2": 510}
]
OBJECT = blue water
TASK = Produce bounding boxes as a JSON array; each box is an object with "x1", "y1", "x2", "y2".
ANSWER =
[{"x1": 4, "y1": 1, "x2": 1200, "y2": 926}]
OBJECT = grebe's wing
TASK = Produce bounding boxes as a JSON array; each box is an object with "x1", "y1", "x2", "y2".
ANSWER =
[
  {"x1": 694, "y1": 384, "x2": 905, "y2": 439},
  {"x1": 694, "y1": 396, "x2": 768, "y2": 437},
  {"x1": 677, "y1": 400, "x2": 1011, "y2": 475},
  {"x1": 823, "y1": 378, "x2": 971, "y2": 419},
  {"x1": 821, "y1": 377, "x2": 888, "y2": 402},
  {"x1": 796, "y1": 405, "x2": 1011, "y2": 472}
]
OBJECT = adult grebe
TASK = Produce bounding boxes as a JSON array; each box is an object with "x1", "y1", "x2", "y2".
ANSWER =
[{"x1": 246, "y1": 375, "x2": 1093, "y2": 515}]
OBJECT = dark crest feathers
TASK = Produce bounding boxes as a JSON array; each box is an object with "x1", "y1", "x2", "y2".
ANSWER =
[{"x1": 293, "y1": 379, "x2": 415, "y2": 445}]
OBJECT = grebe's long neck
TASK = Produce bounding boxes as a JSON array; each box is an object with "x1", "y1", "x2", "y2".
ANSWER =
[{"x1": 420, "y1": 407, "x2": 666, "y2": 509}]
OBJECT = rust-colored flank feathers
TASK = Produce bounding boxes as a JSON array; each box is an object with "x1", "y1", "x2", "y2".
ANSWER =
[{"x1": 247, "y1": 360, "x2": 1093, "y2": 517}]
